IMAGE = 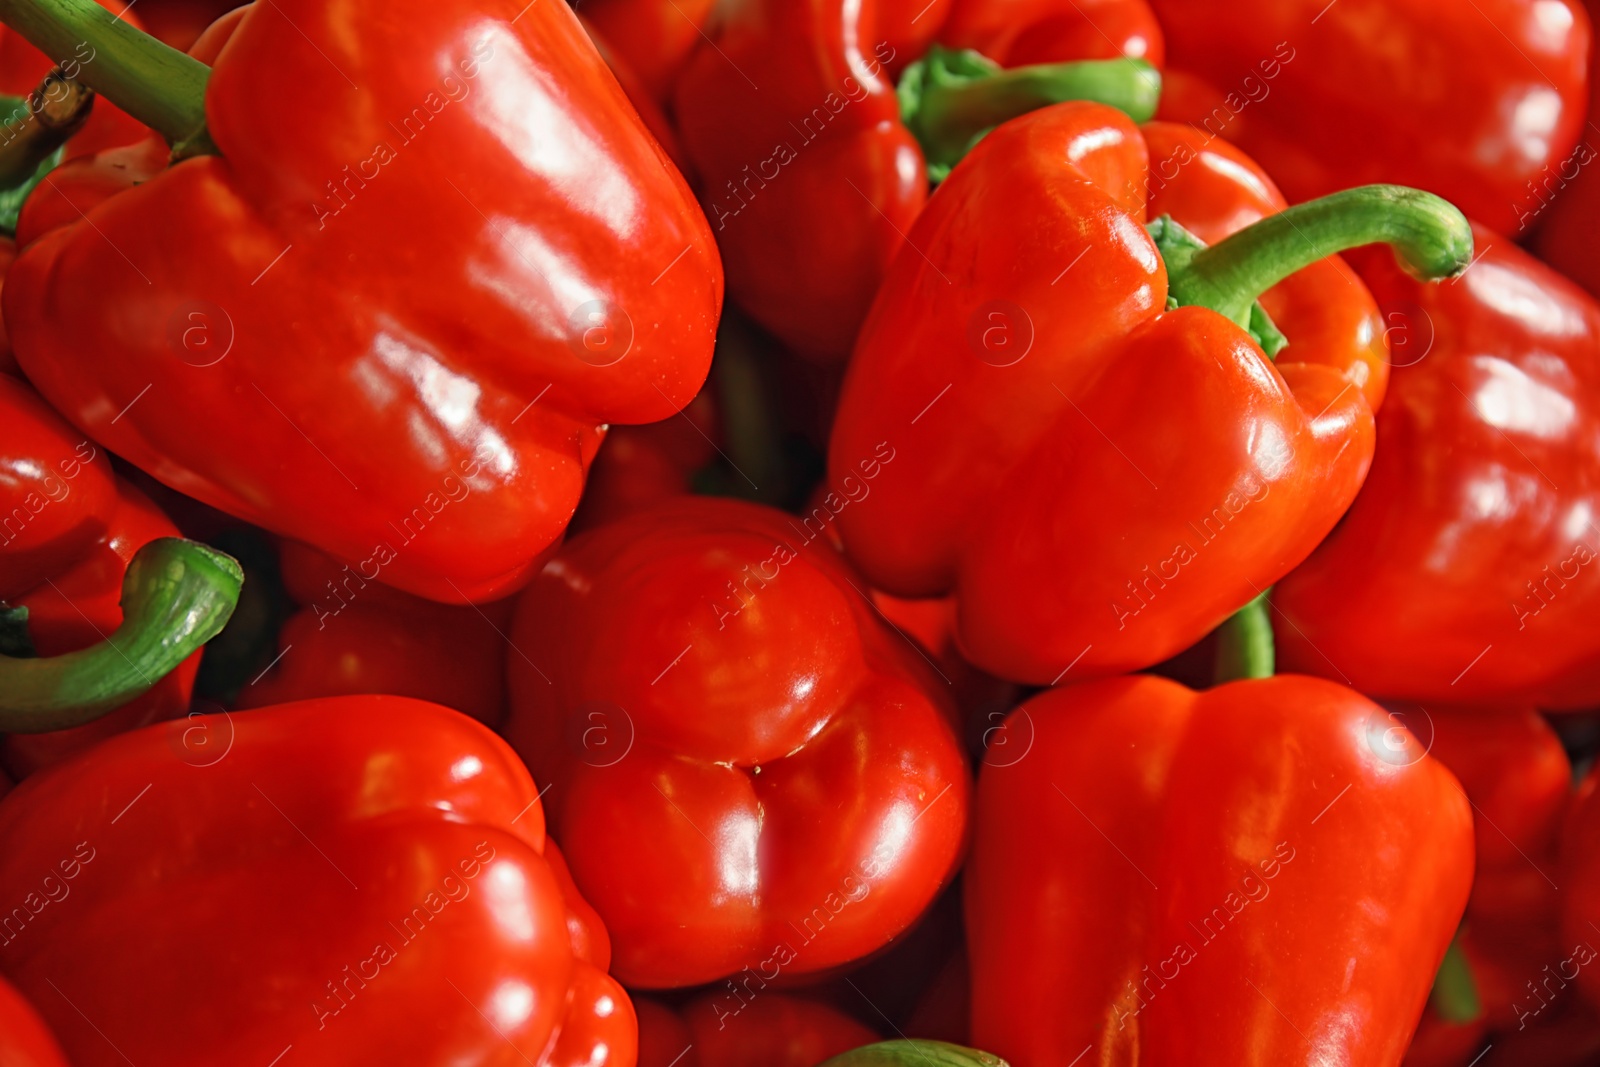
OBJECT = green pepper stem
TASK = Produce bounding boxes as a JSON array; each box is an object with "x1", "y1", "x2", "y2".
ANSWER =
[
  {"x1": 901, "y1": 46, "x2": 1160, "y2": 180},
  {"x1": 1430, "y1": 934, "x2": 1482, "y2": 1024},
  {"x1": 1167, "y1": 185, "x2": 1472, "y2": 328},
  {"x1": 0, "y1": 0, "x2": 214, "y2": 154},
  {"x1": 0, "y1": 538, "x2": 242, "y2": 731},
  {"x1": 0, "y1": 70, "x2": 92, "y2": 188},
  {"x1": 818, "y1": 1041, "x2": 1008, "y2": 1067},
  {"x1": 1214, "y1": 590, "x2": 1275, "y2": 683}
]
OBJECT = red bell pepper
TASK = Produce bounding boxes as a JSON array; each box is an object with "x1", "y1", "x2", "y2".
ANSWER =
[
  {"x1": 504, "y1": 497, "x2": 969, "y2": 988},
  {"x1": 672, "y1": 0, "x2": 1161, "y2": 362},
  {"x1": 578, "y1": 14, "x2": 696, "y2": 181},
  {"x1": 580, "y1": 0, "x2": 716, "y2": 106},
  {"x1": 0, "y1": 374, "x2": 240, "y2": 776},
  {"x1": 1147, "y1": 0, "x2": 1591, "y2": 237},
  {"x1": 236, "y1": 540, "x2": 510, "y2": 724},
  {"x1": 0, "y1": 973, "x2": 67, "y2": 1067},
  {"x1": 965, "y1": 673, "x2": 1474, "y2": 1065},
  {"x1": 0, "y1": 0, "x2": 722, "y2": 603},
  {"x1": 571, "y1": 389, "x2": 719, "y2": 533},
  {"x1": 0, "y1": 695, "x2": 633, "y2": 1066},
  {"x1": 938, "y1": 0, "x2": 1164, "y2": 67},
  {"x1": 1275, "y1": 232, "x2": 1600, "y2": 708},
  {"x1": 636, "y1": 993, "x2": 877, "y2": 1067},
  {"x1": 827, "y1": 101, "x2": 1466, "y2": 684}
]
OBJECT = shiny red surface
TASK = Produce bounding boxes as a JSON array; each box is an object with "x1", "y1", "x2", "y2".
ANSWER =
[
  {"x1": 829, "y1": 104, "x2": 1381, "y2": 684},
  {"x1": 581, "y1": 0, "x2": 714, "y2": 105},
  {"x1": 504, "y1": 497, "x2": 969, "y2": 988},
  {"x1": 674, "y1": 0, "x2": 924, "y2": 362},
  {"x1": 940, "y1": 0, "x2": 1164, "y2": 66},
  {"x1": 1149, "y1": 0, "x2": 1591, "y2": 236},
  {"x1": 0, "y1": 697, "x2": 634, "y2": 1067},
  {"x1": 1277, "y1": 232, "x2": 1600, "y2": 708},
  {"x1": 636, "y1": 993, "x2": 877, "y2": 1067},
  {"x1": 0, "y1": 376, "x2": 197, "y2": 778},
  {"x1": 7, "y1": 0, "x2": 721, "y2": 603},
  {"x1": 966, "y1": 674, "x2": 1474, "y2": 1066}
]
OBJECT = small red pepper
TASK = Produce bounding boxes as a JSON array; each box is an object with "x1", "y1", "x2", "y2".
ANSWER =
[
  {"x1": 236, "y1": 540, "x2": 511, "y2": 725},
  {"x1": 673, "y1": 0, "x2": 1160, "y2": 362},
  {"x1": 636, "y1": 993, "x2": 877, "y2": 1067},
  {"x1": 966, "y1": 673, "x2": 1474, "y2": 1065},
  {"x1": 828, "y1": 102, "x2": 1464, "y2": 684},
  {"x1": 0, "y1": 696, "x2": 633, "y2": 1066},
  {"x1": 1147, "y1": 0, "x2": 1591, "y2": 236},
  {"x1": 2, "y1": 0, "x2": 722, "y2": 603},
  {"x1": 504, "y1": 497, "x2": 969, "y2": 988},
  {"x1": 0, "y1": 375, "x2": 239, "y2": 776},
  {"x1": 1276, "y1": 232, "x2": 1600, "y2": 708}
]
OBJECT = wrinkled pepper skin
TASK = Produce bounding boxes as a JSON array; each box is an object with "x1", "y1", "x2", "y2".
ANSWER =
[
  {"x1": 0, "y1": 696, "x2": 634, "y2": 1067},
  {"x1": 636, "y1": 993, "x2": 877, "y2": 1067},
  {"x1": 0, "y1": 376, "x2": 197, "y2": 778},
  {"x1": 829, "y1": 103, "x2": 1383, "y2": 684},
  {"x1": 674, "y1": 0, "x2": 923, "y2": 362},
  {"x1": 8, "y1": 0, "x2": 721, "y2": 604},
  {"x1": 580, "y1": 0, "x2": 716, "y2": 105},
  {"x1": 505, "y1": 497, "x2": 969, "y2": 989},
  {"x1": 0, "y1": 974, "x2": 68, "y2": 1067},
  {"x1": 939, "y1": 0, "x2": 1163, "y2": 67},
  {"x1": 1148, "y1": 0, "x2": 1590, "y2": 237},
  {"x1": 236, "y1": 541, "x2": 510, "y2": 725},
  {"x1": 966, "y1": 674, "x2": 1474, "y2": 1067},
  {"x1": 1276, "y1": 233, "x2": 1600, "y2": 708}
]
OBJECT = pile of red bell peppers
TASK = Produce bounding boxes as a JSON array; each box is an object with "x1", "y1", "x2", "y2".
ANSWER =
[{"x1": 0, "y1": 0, "x2": 1598, "y2": 1064}]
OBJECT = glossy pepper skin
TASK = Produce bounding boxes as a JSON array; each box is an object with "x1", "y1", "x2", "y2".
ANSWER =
[
  {"x1": 504, "y1": 497, "x2": 969, "y2": 989},
  {"x1": 8, "y1": 0, "x2": 721, "y2": 604},
  {"x1": 579, "y1": 0, "x2": 716, "y2": 106},
  {"x1": 237, "y1": 540, "x2": 510, "y2": 725},
  {"x1": 1147, "y1": 0, "x2": 1590, "y2": 236},
  {"x1": 0, "y1": 375, "x2": 197, "y2": 778},
  {"x1": 828, "y1": 102, "x2": 1397, "y2": 684},
  {"x1": 673, "y1": 0, "x2": 923, "y2": 362},
  {"x1": 0, "y1": 696, "x2": 635, "y2": 1067},
  {"x1": 1535, "y1": 0, "x2": 1600, "y2": 296},
  {"x1": 636, "y1": 993, "x2": 877, "y2": 1067},
  {"x1": 0, "y1": 974, "x2": 68, "y2": 1067},
  {"x1": 1276, "y1": 232, "x2": 1600, "y2": 708},
  {"x1": 966, "y1": 674, "x2": 1474, "y2": 1066},
  {"x1": 938, "y1": 0, "x2": 1164, "y2": 67}
]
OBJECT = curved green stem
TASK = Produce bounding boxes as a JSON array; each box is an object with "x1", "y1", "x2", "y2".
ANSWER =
[
  {"x1": 1430, "y1": 933, "x2": 1482, "y2": 1024},
  {"x1": 818, "y1": 1042, "x2": 1008, "y2": 1067},
  {"x1": 1167, "y1": 185, "x2": 1472, "y2": 329},
  {"x1": 1214, "y1": 590, "x2": 1274, "y2": 683},
  {"x1": 0, "y1": 538, "x2": 242, "y2": 731},
  {"x1": 0, "y1": 0, "x2": 215, "y2": 155},
  {"x1": 901, "y1": 46, "x2": 1160, "y2": 181}
]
